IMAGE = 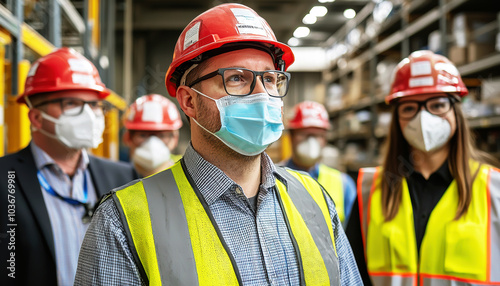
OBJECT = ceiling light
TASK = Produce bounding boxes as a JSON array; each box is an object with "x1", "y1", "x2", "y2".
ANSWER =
[
  {"x1": 343, "y1": 9, "x2": 356, "y2": 19},
  {"x1": 318, "y1": 0, "x2": 335, "y2": 3},
  {"x1": 293, "y1": 27, "x2": 310, "y2": 38},
  {"x1": 310, "y1": 6, "x2": 328, "y2": 17},
  {"x1": 302, "y1": 14, "x2": 317, "y2": 25},
  {"x1": 288, "y1": 37, "x2": 300, "y2": 46}
]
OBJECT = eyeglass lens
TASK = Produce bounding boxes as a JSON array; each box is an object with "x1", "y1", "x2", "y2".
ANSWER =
[
  {"x1": 61, "y1": 99, "x2": 108, "y2": 116},
  {"x1": 397, "y1": 97, "x2": 451, "y2": 119},
  {"x1": 222, "y1": 68, "x2": 289, "y2": 97}
]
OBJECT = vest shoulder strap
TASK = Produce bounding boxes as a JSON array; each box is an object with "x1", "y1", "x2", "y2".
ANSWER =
[
  {"x1": 317, "y1": 164, "x2": 345, "y2": 222},
  {"x1": 275, "y1": 166, "x2": 341, "y2": 285},
  {"x1": 109, "y1": 178, "x2": 160, "y2": 285},
  {"x1": 112, "y1": 161, "x2": 240, "y2": 285},
  {"x1": 489, "y1": 167, "x2": 500, "y2": 282},
  {"x1": 357, "y1": 167, "x2": 381, "y2": 246}
]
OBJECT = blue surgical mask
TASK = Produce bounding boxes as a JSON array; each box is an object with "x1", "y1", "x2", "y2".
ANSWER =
[{"x1": 191, "y1": 88, "x2": 284, "y2": 156}]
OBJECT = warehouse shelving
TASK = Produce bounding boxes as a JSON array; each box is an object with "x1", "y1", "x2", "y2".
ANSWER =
[
  {"x1": 323, "y1": 0, "x2": 500, "y2": 175},
  {"x1": 0, "y1": 0, "x2": 124, "y2": 159}
]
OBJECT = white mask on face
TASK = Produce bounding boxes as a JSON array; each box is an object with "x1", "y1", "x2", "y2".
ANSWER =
[
  {"x1": 295, "y1": 136, "x2": 322, "y2": 166},
  {"x1": 402, "y1": 110, "x2": 452, "y2": 152},
  {"x1": 131, "y1": 136, "x2": 172, "y2": 172},
  {"x1": 37, "y1": 104, "x2": 105, "y2": 149}
]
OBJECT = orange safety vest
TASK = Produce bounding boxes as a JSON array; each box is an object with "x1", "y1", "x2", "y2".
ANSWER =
[{"x1": 357, "y1": 162, "x2": 500, "y2": 286}]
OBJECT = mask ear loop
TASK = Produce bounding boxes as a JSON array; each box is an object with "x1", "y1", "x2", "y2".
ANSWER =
[
  {"x1": 31, "y1": 111, "x2": 61, "y2": 140},
  {"x1": 25, "y1": 96, "x2": 34, "y2": 109},
  {"x1": 25, "y1": 97, "x2": 38, "y2": 133},
  {"x1": 25, "y1": 96, "x2": 51, "y2": 134},
  {"x1": 448, "y1": 93, "x2": 461, "y2": 103},
  {"x1": 179, "y1": 64, "x2": 199, "y2": 86}
]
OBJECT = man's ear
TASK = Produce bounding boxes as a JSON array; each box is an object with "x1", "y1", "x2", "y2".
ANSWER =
[
  {"x1": 28, "y1": 108, "x2": 43, "y2": 130},
  {"x1": 176, "y1": 86, "x2": 196, "y2": 119}
]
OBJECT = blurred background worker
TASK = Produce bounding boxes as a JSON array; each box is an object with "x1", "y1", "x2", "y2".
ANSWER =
[
  {"x1": 123, "y1": 94, "x2": 183, "y2": 177},
  {"x1": 346, "y1": 50, "x2": 500, "y2": 286},
  {"x1": 283, "y1": 101, "x2": 357, "y2": 226},
  {"x1": 0, "y1": 48, "x2": 138, "y2": 286}
]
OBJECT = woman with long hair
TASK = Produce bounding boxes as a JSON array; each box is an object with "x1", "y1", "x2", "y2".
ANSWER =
[{"x1": 346, "y1": 50, "x2": 500, "y2": 286}]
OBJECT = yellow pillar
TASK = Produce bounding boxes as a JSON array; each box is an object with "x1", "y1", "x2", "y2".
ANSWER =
[
  {"x1": 88, "y1": 0, "x2": 100, "y2": 49},
  {"x1": 281, "y1": 131, "x2": 292, "y2": 162},
  {"x1": 90, "y1": 134, "x2": 104, "y2": 158},
  {"x1": 90, "y1": 108, "x2": 119, "y2": 160},
  {"x1": 5, "y1": 60, "x2": 31, "y2": 154},
  {"x1": 104, "y1": 108, "x2": 119, "y2": 160},
  {"x1": 0, "y1": 42, "x2": 4, "y2": 156}
]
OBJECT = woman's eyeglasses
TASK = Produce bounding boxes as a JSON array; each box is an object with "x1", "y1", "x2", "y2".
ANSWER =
[{"x1": 397, "y1": 96, "x2": 455, "y2": 119}]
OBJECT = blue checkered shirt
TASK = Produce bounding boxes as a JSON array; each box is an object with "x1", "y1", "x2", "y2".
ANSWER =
[{"x1": 75, "y1": 144, "x2": 362, "y2": 285}]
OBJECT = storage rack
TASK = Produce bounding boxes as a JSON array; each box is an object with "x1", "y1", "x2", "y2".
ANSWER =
[
  {"x1": 0, "y1": 0, "x2": 125, "y2": 159},
  {"x1": 322, "y1": 0, "x2": 500, "y2": 175}
]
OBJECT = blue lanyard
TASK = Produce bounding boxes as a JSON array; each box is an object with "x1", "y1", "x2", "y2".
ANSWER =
[{"x1": 37, "y1": 170, "x2": 89, "y2": 206}]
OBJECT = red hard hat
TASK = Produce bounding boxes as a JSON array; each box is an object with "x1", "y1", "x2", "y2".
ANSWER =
[
  {"x1": 165, "y1": 3, "x2": 295, "y2": 97},
  {"x1": 288, "y1": 101, "x2": 330, "y2": 130},
  {"x1": 18, "y1": 47, "x2": 110, "y2": 104},
  {"x1": 386, "y1": 50, "x2": 468, "y2": 104},
  {"x1": 124, "y1": 94, "x2": 183, "y2": 131}
]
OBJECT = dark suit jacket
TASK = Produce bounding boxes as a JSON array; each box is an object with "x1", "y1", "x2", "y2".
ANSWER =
[{"x1": 0, "y1": 144, "x2": 139, "y2": 285}]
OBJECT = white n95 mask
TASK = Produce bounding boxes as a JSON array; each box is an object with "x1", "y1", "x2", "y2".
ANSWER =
[
  {"x1": 402, "y1": 110, "x2": 451, "y2": 152},
  {"x1": 131, "y1": 136, "x2": 172, "y2": 172},
  {"x1": 296, "y1": 136, "x2": 322, "y2": 166},
  {"x1": 37, "y1": 104, "x2": 105, "y2": 149}
]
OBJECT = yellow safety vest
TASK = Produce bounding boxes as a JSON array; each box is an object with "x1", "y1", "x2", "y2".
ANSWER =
[
  {"x1": 170, "y1": 153, "x2": 182, "y2": 162},
  {"x1": 317, "y1": 164, "x2": 345, "y2": 223},
  {"x1": 357, "y1": 162, "x2": 500, "y2": 286},
  {"x1": 110, "y1": 160, "x2": 340, "y2": 285}
]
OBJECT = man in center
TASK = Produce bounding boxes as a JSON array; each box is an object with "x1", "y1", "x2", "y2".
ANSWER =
[{"x1": 76, "y1": 3, "x2": 362, "y2": 285}]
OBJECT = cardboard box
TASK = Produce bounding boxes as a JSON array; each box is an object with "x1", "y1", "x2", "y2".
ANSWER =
[
  {"x1": 376, "y1": 59, "x2": 399, "y2": 93},
  {"x1": 326, "y1": 84, "x2": 344, "y2": 112},
  {"x1": 452, "y1": 13, "x2": 496, "y2": 47},
  {"x1": 448, "y1": 45, "x2": 467, "y2": 66},
  {"x1": 428, "y1": 30, "x2": 442, "y2": 53},
  {"x1": 347, "y1": 66, "x2": 370, "y2": 104},
  {"x1": 468, "y1": 42, "x2": 495, "y2": 62},
  {"x1": 481, "y1": 77, "x2": 500, "y2": 105}
]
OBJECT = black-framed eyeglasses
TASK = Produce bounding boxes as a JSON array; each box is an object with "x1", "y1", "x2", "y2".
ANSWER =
[
  {"x1": 34, "y1": 98, "x2": 111, "y2": 116},
  {"x1": 187, "y1": 67, "x2": 291, "y2": 98},
  {"x1": 397, "y1": 96, "x2": 455, "y2": 119}
]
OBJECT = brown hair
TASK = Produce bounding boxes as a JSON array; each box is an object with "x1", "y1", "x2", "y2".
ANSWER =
[{"x1": 380, "y1": 100, "x2": 498, "y2": 221}]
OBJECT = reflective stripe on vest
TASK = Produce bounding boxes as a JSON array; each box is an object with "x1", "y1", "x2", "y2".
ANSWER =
[
  {"x1": 358, "y1": 163, "x2": 500, "y2": 286},
  {"x1": 357, "y1": 167, "x2": 380, "y2": 248},
  {"x1": 276, "y1": 167, "x2": 340, "y2": 285},
  {"x1": 317, "y1": 164, "x2": 345, "y2": 223},
  {"x1": 170, "y1": 153, "x2": 182, "y2": 162},
  {"x1": 113, "y1": 160, "x2": 340, "y2": 285},
  {"x1": 370, "y1": 275, "x2": 415, "y2": 286}
]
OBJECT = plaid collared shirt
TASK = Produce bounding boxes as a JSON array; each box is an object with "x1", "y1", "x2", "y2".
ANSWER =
[{"x1": 75, "y1": 144, "x2": 362, "y2": 285}]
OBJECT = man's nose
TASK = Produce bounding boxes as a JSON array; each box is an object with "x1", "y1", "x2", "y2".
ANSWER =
[{"x1": 253, "y1": 76, "x2": 268, "y2": 94}]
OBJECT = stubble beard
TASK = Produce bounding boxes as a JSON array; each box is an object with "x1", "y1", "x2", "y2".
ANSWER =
[{"x1": 196, "y1": 94, "x2": 259, "y2": 162}]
